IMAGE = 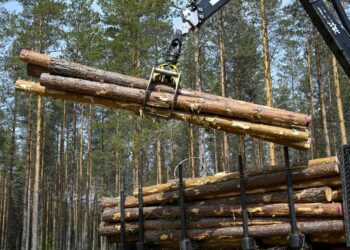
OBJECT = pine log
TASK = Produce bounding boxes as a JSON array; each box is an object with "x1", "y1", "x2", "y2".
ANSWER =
[
  {"x1": 20, "y1": 50, "x2": 311, "y2": 129},
  {"x1": 102, "y1": 203, "x2": 342, "y2": 222},
  {"x1": 98, "y1": 217, "x2": 320, "y2": 236},
  {"x1": 39, "y1": 73, "x2": 309, "y2": 142},
  {"x1": 104, "y1": 220, "x2": 344, "y2": 243},
  {"x1": 133, "y1": 156, "x2": 337, "y2": 197},
  {"x1": 15, "y1": 79, "x2": 310, "y2": 150},
  {"x1": 99, "y1": 163, "x2": 339, "y2": 208},
  {"x1": 101, "y1": 186, "x2": 332, "y2": 209}
]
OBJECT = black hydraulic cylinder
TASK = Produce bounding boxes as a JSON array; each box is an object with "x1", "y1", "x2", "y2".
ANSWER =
[
  {"x1": 238, "y1": 155, "x2": 256, "y2": 250},
  {"x1": 284, "y1": 146, "x2": 304, "y2": 250},
  {"x1": 341, "y1": 145, "x2": 350, "y2": 247}
]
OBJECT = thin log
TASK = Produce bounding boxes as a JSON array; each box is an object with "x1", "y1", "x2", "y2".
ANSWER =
[
  {"x1": 101, "y1": 186, "x2": 332, "y2": 209},
  {"x1": 102, "y1": 203, "x2": 343, "y2": 222},
  {"x1": 104, "y1": 220, "x2": 344, "y2": 243},
  {"x1": 15, "y1": 80, "x2": 310, "y2": 150},
  {"x1": 133, "y1": 156, "x2": 337, "y2": 197},
  {"x1": 20, "y1": 50, "x2": 311, "y2": 128}
]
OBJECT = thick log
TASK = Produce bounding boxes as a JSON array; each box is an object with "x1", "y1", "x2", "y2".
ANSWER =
[
  {"x1": 20, "y1": 50, "x2": 311, "y2": 128},
  {"x1": 102, "y1": 203, "x2": 343, "y2": 222},
  {"x1": 133, "y1": 156, "x2": 337, "y2": 197},
  {"x1": 98, "y1": 217, "x2": 320, "y2": 236},
  {"x1": 15, "y1": 80, "x2": 310, "y2": 150},
  {"x1": 104, "y1": 220, "x2": 344, "y2": 243},
  {"x1": 101, "y1": 186, "x2": 332, "y2": 209}
]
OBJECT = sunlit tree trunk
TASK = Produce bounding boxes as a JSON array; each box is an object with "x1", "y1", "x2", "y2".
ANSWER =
[
  {"x1": 260, "y1": 0, "x2": 276, "y2": 165},
  {"x1": 306, "y1": 34, "x2": 317, "y2": 158},
  {"x1": 156, "y1": 138, "x2": 163, "y2": 184},
  {"x1": 31, "y1": 95, "x2": 42, "y2": 250},
  {"x1": 21, "y1": 95, "x2": 32, "y2": 250},
  {"x1": 218, "y1": 11, "x2": 230, "y2": 171},
  {"x1": 194, "y1": 28, "x2": 207, "y2": 177},
  {"x1": 314, "y1": 32, "x2": 331, "y2": 156},
  {"x1": 332, "y1": 56, "x2": 347, "y2": 145},
  {"x1": 189, "y1": 124, "x2": 195, "y2": 178},
  {"x1": 84, "y1": 105, "x2": 92, "y2": 249}
]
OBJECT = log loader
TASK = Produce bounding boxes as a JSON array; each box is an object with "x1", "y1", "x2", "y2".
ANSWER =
[{"x1": 145, "y1": 0, "x2": 350, "y2": 99}]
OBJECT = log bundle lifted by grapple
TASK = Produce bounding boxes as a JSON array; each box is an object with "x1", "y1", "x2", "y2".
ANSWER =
[
  {"x1": 16, "y1": 49, "x2": 312, "y2": 150},
  {"x1": 98, "y1": 156, "x2": 346, "y2": 248}
]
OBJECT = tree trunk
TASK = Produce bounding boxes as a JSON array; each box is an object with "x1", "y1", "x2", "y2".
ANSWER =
[
  {"x1": 21, "y1": 95, "x2": 33, "y2": 250},
  {"x1": 31, "y1": 95, "x2": 42, "y2": 250},
  {"x1": 314, "y1": 32, "x2": 331, "y2": 156},
  {"x1": 156, "y1": 138, "x2": 162, "y2": 184},
  {"x1": 306, "y1": 34, "x2": 317, "y2": 158},
  {"x1": 78, "y1": 106, "x2": 84, "y2": 250},
  {"x1": 16, "y1": 80, "x2": 311, "y2": 150},
  {"x1": 194, "y1": 28, "x2": 207, "y2": 177},
  {"x1": 189, "y1": 124, "x2": 196, "y2": 177},
  {"x1": 332, "y1": 55, "x2": 347, "y2": 145},
  {"x1": 84, "y1": 105, "x2": 92, "y2": 249},
  {"x1": 217, "y1": 12, "x2": 230, "y2": 171},
  {"x1": 260, "y1": 0, "x2": 276, "y2": 165}
]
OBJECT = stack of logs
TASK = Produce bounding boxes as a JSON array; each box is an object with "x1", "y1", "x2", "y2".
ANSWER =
[
  {"x1": 16, "y1": 49, "x2": 311, "y2": 150},
  {"x1": 99, "y1": 156, "x2": 345, "y2": 248}
]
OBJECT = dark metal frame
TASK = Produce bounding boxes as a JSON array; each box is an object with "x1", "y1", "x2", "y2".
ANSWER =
[
  {"x1": 136, "y1": 166, "x2": 145, "y2": 250},
  {"x1": 119, "y1": 172, "x2": 126, "y2": 249},
  {"x1": 341, "y1": 145, "x2": 350, "y2": 247}
]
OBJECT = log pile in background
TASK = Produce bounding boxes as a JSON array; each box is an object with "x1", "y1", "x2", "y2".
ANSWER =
[
  {"x1": 98, "y1": 156, "x2": 345, "y2": 248},
  {"x1": 16, "y1": 49, "x2": 312, "y2": 150}
]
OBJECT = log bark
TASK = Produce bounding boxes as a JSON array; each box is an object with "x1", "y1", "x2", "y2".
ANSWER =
[
  {"x1": 101, "y1": 186, "x2": 332, "y2": 209},
  {"x1": 102, "y1": 203, "x2": 342, "y2": 222},
  {"x1": 20, "y1": 50, "x2": 311, "y2": 129},
  {"x1": 98, "y1": 217, "x2": 326, "y2": 236},
  {"x1": 99, "y1": 163, "x2": 339, "y2": 208},
  {"x1": 15, "y1": 79, "x2": 310, "y2": 150},
  {"x1": 104, "y1": 220, "x2": 344, "y2": 243},
  {"x1": 39, "y1": 73, "x2": 309, "y2": 143},
  {"x1": 133, "y1": 156, "x2": 337, "y2": 197}
]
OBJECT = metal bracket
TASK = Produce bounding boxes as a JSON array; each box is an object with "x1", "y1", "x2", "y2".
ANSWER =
[
  {"x1": 341, "y1": 145, "x2": 350, "y2": 247},
  {"x1": 142, "y1": 66, "x2": 180, "y2": 119}
]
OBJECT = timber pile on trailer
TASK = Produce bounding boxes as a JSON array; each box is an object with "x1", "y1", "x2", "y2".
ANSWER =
[
  {"x1": 16, "y1": 49, "x2": 312, "y2": 150},
  {"x1": 98, "y1": 156, "x2": 346, "y2": 248}
]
